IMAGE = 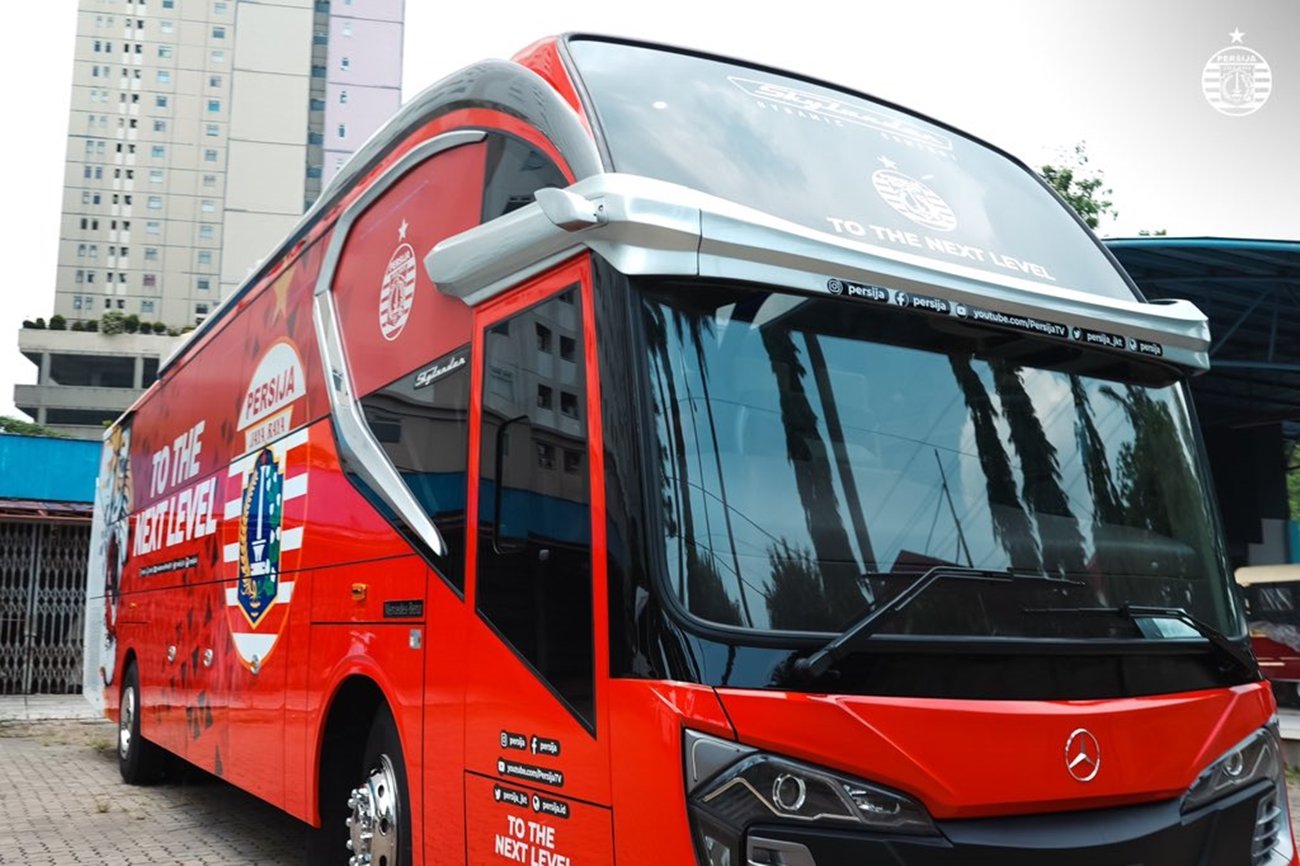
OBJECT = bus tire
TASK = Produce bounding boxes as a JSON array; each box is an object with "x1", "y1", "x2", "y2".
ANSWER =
[
  {"x1": 118, "y1": 663, "x2": 165, "y2": 785},
  {"x1": 316, "y1": 703, "x2": 412, "y2": 866}
]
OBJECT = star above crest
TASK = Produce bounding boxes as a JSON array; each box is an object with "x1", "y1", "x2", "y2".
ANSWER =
[
  {"x1": 1229, "y1": 28, "x2": 1245, "y2": 44},
  {"x1": 398, "y1": 218, "x2": 409, "y2": 241}
]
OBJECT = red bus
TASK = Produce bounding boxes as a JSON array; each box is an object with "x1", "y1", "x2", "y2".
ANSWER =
[
  {"x1": 1240, "y1": 565, "x2": 1300, "y2": 707},
  {"x1": 83, "y1": 34, "x2": 1292, "y2": 866}
]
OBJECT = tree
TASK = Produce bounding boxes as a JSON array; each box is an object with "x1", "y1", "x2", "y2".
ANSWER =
[
  {"x1": 0, "y1": 416, "x2": 67, "y2": 438},
  {"x1": 123, "y1": 313, "x2": 140, "y2": 334},
  {"x1": 101, "y1": 310, "x2": 127, "y2": 335},
  {"x1": 1039, "y1": 142, "x2": 1116, "y2": 230}
]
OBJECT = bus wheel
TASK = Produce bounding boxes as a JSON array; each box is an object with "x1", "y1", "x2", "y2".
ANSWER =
[
  {"x1": 118, "y1": 663, "x2": 165, "y2": 784},
  {"x1": 346, "y1": 706, "x2": 411, "y2": 866}
]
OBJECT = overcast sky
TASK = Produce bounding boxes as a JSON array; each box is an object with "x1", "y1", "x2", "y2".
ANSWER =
[{"x1": 2, "y1": 0, "x2": 1296, "y2": 420}]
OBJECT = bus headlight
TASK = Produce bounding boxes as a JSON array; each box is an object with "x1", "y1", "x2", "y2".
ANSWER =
[
  {"x1": 1182, "y1": 723, "x2": 1284, "y2": 814},
  {"x1": 1181, "y1": 721, "x2": 1293, "y2": 866},
  {"x1": 684, "y1": 730, "x2": 937, "y2": 865}
]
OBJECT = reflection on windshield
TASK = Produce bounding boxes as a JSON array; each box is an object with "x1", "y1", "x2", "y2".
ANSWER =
[{"x1": 638, "y1": 283, "x2": 1236, "y2": 637}]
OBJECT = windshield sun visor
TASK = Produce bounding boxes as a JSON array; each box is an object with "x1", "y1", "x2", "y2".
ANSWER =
[{"x1": 427, "y1": 173, "x2": 1211, "y2": 374}]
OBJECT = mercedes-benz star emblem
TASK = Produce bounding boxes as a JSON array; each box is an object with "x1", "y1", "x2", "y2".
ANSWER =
[{"x1": 1065, "y1": 728, "x2": 1101, "y2": 782}]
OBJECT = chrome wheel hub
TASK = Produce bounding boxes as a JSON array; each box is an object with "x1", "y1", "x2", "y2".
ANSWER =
[
  {"x1": 346, "y1": 753, "x2": 399, "y2": 866},
  {"x1": 119, "y1": 686, "x2": 134, "y2": 759}
]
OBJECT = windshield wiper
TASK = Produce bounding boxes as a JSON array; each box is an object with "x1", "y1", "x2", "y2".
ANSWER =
[
  {"x1": 1021, "y1": 604, "x2": 1259, "y2": 681},
  {"x1": 792, "y1": 565, "x2": 1081, "y2": 681}
]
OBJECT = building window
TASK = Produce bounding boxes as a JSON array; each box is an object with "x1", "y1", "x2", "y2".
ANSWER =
[
  {"x1": 306, "y1": 165, "x2": 322, "y2": 179},
  {"x1": 211, "y1": 26, "x2": 225, "y2": 39},
  {"x1": 203, "y1": 149, "x2": 218, "y2": 162},
  {"x1": 340, "y1": 56, "x2": 350, "y2": 71},
  {"x1": 308, "y1": 132, "x2": 324, "y2": 145},
  {"x1": 310, "y1": 98, "x2": 325, "y2": 112},
  {"x1": 153, "y1": 119, "x2": 166, "y2": 132},
  {"x1": 205, "y1": 124, "x2": 219, "y2": 137},
  {"x1": 343, "y1": 21, "x2": 353, "y2": 37},
  {"x1": 339, "y1": 89, "x2": 349, "y2": 104},
  {"x1": 199, "y1": 224, "x2": 214, "y2": 240},
  {"x1": 75, "y1": 270, "x2": 85, "y2": 284},
  {"x1": 202, "y1": 174, "x2": 216, "y2": 187},
  {"x1": 162, "y1": 0, "x2": 173, "y2": 7},
  {"x1": 198, "y1": 251, "x2": 212, "y2": 265},
  {"x1": 337, "y1": 123, "x2": 347, "y2": 139},
  {"x1": 158, "y1": 44, "x2": 172, "y2": 58},
  {"x1": 150, "y1": 145, "x2": 165, "y2": 158},
  {"x1": 117, "y1": 299, "x2": 126, "y2": 310},
  {"x1": 155, "y1": 95, "x2": 168, "y2": 108},
  {"x1": 214, "y1": 1, "x2": 227, "y2": 12},
  {"x1": 313, "y1": 30, "x2": 328, "y2": 46},
  {"x1": 144, "y1": 247, "x2": 158, "y2": 262},
  {"x1": 209, "y1": 74, "x2": 222, "y2": 87},
  {"x1": 210, "y1": 50, "x2": 225, "y2": 63},
  {"x1": 141, "y1": 299, "x2": 155, "y2": 313},
  {"x1": 143, "y1": 274, "x2": 157, "y2": 287},
  {"x1": 207, "y1": 99, "x2": 220, "y2": 113},
  {"x1": 149, "y1": 169, "x2": 163, "y2": 183},
  {"x1": 311, "y1": 65, "x2": 326, "y2": 78},
  {"x1": 160, "y1": 21, "x2": 173, "y2": 34},
  {"x1": 146, "y1": 221, "x2": 160, "y2": 235},
  {"x1": 147, "y1": 196, "x2": 162, "y2": 209}
]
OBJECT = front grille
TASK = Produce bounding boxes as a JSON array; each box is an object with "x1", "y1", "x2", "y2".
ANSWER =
[{"x1": 1252, "y1": 788, "x2": 1284, "y2": 866}]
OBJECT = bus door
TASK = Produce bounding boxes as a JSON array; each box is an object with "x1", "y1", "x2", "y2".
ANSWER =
[{"x1": 463, "y1": 258, "x2": 614, "y2": 864}]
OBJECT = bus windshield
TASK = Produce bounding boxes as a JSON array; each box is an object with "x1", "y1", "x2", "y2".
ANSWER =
[
  {"x1": 568, "y1": 38, "x2": 1137, "y2": 301},
  {"x1": 636, "y1": 281, "x2": 1240, "y2": 639}
]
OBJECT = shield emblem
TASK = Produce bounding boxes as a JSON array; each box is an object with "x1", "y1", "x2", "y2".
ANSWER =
[
  {"x1": 1219, "y1": 64, "x2": 1256, "y2": 106},
  {"x1": 237, "y1": 448, "x2": 283, "y2": 626}
]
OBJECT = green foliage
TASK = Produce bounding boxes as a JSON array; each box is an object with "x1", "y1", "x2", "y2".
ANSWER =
[
  {"x1": 84, "y1": 318, "x2": 99, "y2": 333},
  {"x1": 0, "y1": 416, "x2": 67, "y2": 438},
  {"x1": 101, "y1": 310, "x2": 127, "y2": 335},
  {"x1": 1039, "y1": 142, "x2": 1116, "y2": 230},
  {"x1": 49, "y1": 315, "x2": 67, "y2": 330},
  {"x1": 1288, "y1": 442, "x2": 1300, "y2": 521},
  {"x1": 151, "y1": 321, "x2": 167, "y2": 334},
  {"x1": 123, "y1": 314, "x2": 140, "y2": 334},
  {"x1": 70, "y1": 320, "x2": 85, "y2": 332}
]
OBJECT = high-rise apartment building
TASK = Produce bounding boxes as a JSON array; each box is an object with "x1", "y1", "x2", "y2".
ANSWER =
[{"x1": 16, "y1": 0, "x2": 403, "y2": 438}]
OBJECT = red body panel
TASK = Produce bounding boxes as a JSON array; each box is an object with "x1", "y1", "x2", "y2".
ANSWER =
[{"x1": 715, "y1": 684, "x2": 1274, "y2": 819}]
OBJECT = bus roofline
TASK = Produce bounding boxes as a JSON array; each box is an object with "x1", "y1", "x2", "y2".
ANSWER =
[{"x1": 426, "y1": 172, "x2": 1212, "y2": 373}]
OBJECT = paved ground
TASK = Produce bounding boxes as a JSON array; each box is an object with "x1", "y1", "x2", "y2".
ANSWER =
[{"x1": 0, "y1": 719, "x2": 310, "y2": 865}]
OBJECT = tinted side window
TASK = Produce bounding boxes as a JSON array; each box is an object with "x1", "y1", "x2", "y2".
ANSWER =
[
  {"x1": 481, "y1": 134, "x2": 569, "y2": 222},
  {"x1": 360, "y1": 345, "x2": 471, "y2": 588},
  {"x1": 477, "y1": 287, "x2": 593, "y2": 725}
]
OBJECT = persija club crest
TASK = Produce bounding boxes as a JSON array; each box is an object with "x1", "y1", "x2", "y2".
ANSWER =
[
  {"x1": 223, "y1": 428, "x2": 309, "y2": 670},
  {"x1": 238, "y1": 448, "x2": 283, "y2": 627}
]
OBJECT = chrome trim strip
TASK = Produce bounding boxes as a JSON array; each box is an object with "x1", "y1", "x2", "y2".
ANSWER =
[
  {"x1": 312, "y1": 130, "x2": 486, "y2": 559},
  {"x1": 426, "y1": 173, "x2": 1212, "y2": 371}
]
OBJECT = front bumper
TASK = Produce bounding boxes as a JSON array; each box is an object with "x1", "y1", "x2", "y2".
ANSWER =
[{"x1": 746, "y1": 780, "x2": 1290, "y2": 866}]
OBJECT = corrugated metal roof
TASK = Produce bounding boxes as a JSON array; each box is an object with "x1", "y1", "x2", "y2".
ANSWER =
[{"x1": 1106, "y1": 237, "x2": 1300, "y2": 441}]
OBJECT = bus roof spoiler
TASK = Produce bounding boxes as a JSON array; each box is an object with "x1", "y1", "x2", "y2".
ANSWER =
[{"x1": 425, "y1": 173, "x2": 1212, "y2": 372}]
